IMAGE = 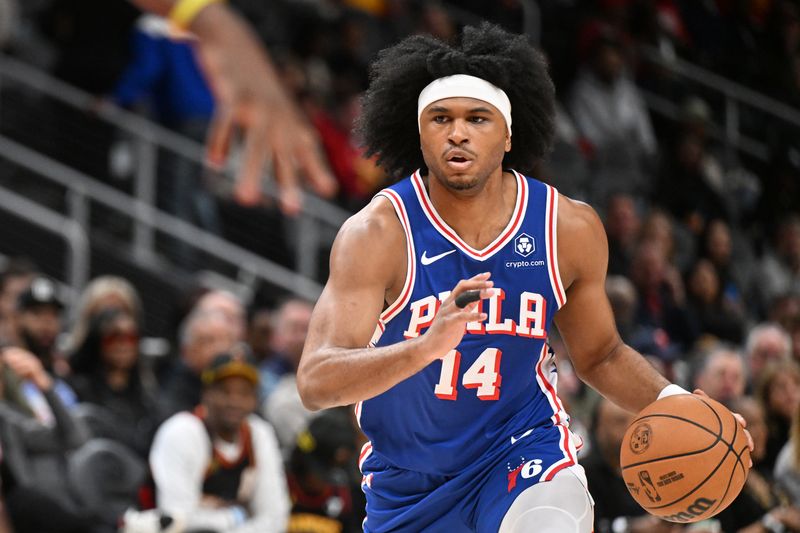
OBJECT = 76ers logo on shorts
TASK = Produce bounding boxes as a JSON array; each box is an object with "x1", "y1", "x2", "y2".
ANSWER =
[{"x1": 514, "y1": 233, "x2": 535, "y2": 257}]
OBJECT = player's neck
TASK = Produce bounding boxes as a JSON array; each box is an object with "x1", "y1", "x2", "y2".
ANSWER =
[{"x1": 425, "y1": 169, "x2": 516, "y2": 250}]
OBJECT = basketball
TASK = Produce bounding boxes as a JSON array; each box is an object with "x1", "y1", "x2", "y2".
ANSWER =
[{"x1": 619, "y1": 394, "x2": 751, "y2": 523}]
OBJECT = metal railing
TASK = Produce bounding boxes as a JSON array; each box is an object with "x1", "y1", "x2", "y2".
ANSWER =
[
  {"x1": 639, "y1": 47, "x2": 800, "y2": 163},
  {"x1": 0, "y1": 134, "x2": 324, "y2": 301},
  {"x1": 0, "y1": 54, "x2": 350, "y2": 282},
  {"x1": 0, "y1": 184, "x2": 88, "y2": 313}
]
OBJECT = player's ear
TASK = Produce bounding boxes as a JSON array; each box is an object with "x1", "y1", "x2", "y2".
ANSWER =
[{"x1": 505, "y1": 133, "x2": 511, "y2": 152}]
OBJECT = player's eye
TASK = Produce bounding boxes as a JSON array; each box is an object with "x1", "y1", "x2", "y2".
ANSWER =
[
  {"x1": 468, "y1": 116, "x2": 487, "y2": 124},
  {"x1": 433, "y1": 116, "x2": 449, "y2": 124}
]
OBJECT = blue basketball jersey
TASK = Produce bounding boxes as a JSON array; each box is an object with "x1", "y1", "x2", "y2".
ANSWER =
[{"x1": 356, "y1": 170, "x2": 579, "y2": 479}]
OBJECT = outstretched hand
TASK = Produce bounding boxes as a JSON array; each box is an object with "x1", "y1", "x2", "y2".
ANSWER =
[{"x1": 182, "y1": 3, "x2": 338, "y2": 213}]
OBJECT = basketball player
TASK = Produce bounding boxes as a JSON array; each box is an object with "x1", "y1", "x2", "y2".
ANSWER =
[{"x1": 298, "y1": 24, "x2": 750, "y2": 532}]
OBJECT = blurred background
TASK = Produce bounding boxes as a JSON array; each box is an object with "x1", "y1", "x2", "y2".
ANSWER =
[{"x1": 0, "y1": 0, "x2": 799, "y2": 532}]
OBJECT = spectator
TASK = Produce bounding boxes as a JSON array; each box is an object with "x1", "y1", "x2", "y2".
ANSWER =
[
  {"x1": 758, "y1": 214, "x2": 800, "y2": 311},
  {"x1": 684, "y1": 258, "x2": 746, "y2": 344},
  {"x1": 0, "y1": 257, "x2": 37, "y2": 346},
  {"x1": 583, "y1": 396, "x2": 676, "y2": 533},
  {"x1": 262, "y1": 298, "x2": 315, "y2": 453},
  {"x1": 12, "y1": 277, "x2": 78, "y2": 417},
  {"x1": 68, "y1": 308, "x2": 161, "y2": 457},
  {"x1": 700, "y1": 218, "x2": 753, "y2": 320},
  {"x1": 758, "y1": 361, "x2": 800, "y2": 472},
  {"x1": 149, "y1": 352, "x2": 289, "y2": 532},
  {"x1": 629, "y1": 242, "x2": 694, "y2": 353},
  {"x1": 717, "y1": 396, "x2": 800, "y2": 532},
  {"x1": 775, "y1": 383, "x2": 800, "y2": 506},
  {"x1": 569, "y1": 27, "x2": 657, "y2": 205},
  {"x1": 162, "y1": 309, "x2": 238, "y2": 415},
  {"x1": 287, "y1": 408, "x2": 362, "y2": 533},
  {"x1": 194, "y1": 289, "x2": 247, "y2": 343},
  {"x1": 691, "y1": 346, "x2": 747, "y2": 407},
  {"x1": 768, "y1": 293, "x2": 800, "y2": 363},
  {"x1": 108, "y1": 14, "x2": 220, "y2": 267},
  {"x1": 745, "y1": 323, "x2": 793, "y2": 391},
  {"x1": 606, "y1": 275, "x2": 679, "y2": 365},
  {"x1": 0, "y1": 347, "x2": 101, "y2": 533},
  {"x1": 67, "y1": 275, "x2": 142, "y2": 356},
  {"x1": 604, "y1": 193, "x2": 641, "y2": 277}
]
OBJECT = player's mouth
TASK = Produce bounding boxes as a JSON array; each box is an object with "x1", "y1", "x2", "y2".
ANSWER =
[{"x1": 444, "y1": 150, "x2": 475, "y2": 171}]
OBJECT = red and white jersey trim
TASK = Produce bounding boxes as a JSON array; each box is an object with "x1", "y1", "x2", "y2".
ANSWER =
[
  {"x1": 540, "y1": 424, "x2": 577, "y2": 482},
  {"x1": 410, "y1": 170, "x2": 529, "y2": 261},
  {"x1": 373, "y1": 189, "x2": 417, "y2": 337},
  {"x1": 544, "y1": 184, "x2": 567, "y2": 308}
]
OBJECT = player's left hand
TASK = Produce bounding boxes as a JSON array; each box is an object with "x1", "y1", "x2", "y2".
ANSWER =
[{"x1": 693, "y1": 388, "x2": 754, "y2": 466}]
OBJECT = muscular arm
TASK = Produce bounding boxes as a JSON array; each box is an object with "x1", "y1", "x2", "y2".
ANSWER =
[
  {"x1": 297, "y1": 197, "x2": 489, "y2": 411},
  {"x1": 554, "y1": 196, "x2": 669, "y2": 413}
]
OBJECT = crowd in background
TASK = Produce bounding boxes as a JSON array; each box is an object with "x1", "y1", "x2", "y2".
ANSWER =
[{"x1": 0, "y1": 0, "x2": 798, "y2": 532}]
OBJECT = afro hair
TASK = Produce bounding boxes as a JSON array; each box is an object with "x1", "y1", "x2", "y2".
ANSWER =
[{"x1": 356, "y1": 22, "x2": 556, "y2": 179}]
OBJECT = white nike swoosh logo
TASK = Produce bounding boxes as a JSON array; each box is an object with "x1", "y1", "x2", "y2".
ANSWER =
[
  {"x1": 510, "y1": 429, "x2": 534, "y2": 445},
  {"x1": 420, "y1": 249, "x2": 456, "y2": 266}
]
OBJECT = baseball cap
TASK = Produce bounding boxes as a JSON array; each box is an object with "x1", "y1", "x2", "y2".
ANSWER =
[
  {"x1": 201, "y1": 351, "x2": 260, "y2": 387},
  {"x1": 17, "y1": 277, "x2": 64, "y2": 311}
]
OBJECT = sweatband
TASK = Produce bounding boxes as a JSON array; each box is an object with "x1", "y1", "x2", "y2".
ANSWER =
[
  {"x1": 657, "y1": 384, "x2": 691, "y2": 400},
  {"x1": 417, "y1": 74, "x2": 512, "y2": 136},
  {"x1": 169, "y1": 0, "x2": 223, "y2": 31}
]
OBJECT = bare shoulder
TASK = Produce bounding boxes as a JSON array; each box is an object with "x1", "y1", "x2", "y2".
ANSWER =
[
  {"x1": 556, "y1": 193, "x2": 608, "y2": 288},
  {"x1": 329, "y1": 194, "x2": 406, "y2": 291}
]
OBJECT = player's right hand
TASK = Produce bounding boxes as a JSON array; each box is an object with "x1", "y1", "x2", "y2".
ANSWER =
[{"x1": 420, "y1": 273, "x2": 492, "y2": 362}]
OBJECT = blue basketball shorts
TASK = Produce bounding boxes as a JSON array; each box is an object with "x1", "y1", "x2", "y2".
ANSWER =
[{"x1": 359, "y1": 423, "x2": 583, "y2": 532}]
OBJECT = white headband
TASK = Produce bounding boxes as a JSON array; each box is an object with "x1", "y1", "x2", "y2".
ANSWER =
[{"x1": 417, "y1": 74, "x2": 512, "y2": 136}]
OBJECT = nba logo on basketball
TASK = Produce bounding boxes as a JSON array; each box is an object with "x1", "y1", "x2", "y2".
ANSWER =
[
  {"x1": 514, "y1": 233, "x2": 535, "y2": 257},
  {"x1": 630, "y1": 423, "x2": 652, "y2": 454}
]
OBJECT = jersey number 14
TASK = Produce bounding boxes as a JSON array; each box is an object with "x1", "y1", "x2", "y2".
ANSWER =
[{"x1": 434, "y1": 348, "x2": 502, "y2": 401}]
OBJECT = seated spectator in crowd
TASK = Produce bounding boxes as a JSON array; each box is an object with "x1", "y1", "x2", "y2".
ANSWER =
[
  {"x1": 162, "y1": 309, "x2": 238, "y2": 415},
  {"x1": 194, "y1": 289, "x2": 247, "y2": 343},
  {"x1": 685, "y1": 258, "x2": 746, "y2": 344},
  {"x1": 758, "y1": 214, "x2": 800, "y2": 311},
  {"x1": 0, "y1": 257, "x2": 37, "y2": 346},
  {"x1": 758, "y1": 361, "x2": 800, "y2": 472},
  {"x1": 0, "y1": 347, "x2": 103, "y2": 533},
  {"x1": 717, "y1": 396, "x2": 800, "y2": 532},
  {"x1": 11, "y1": 277, "x2": 77, "y2": 416},
  {"x1": 66, "y1": 275, "x2": 142, "y2": 356},
  {"x1": 68, "y1": 308, "x2": 161, "y2": 457},
  {"x1": 746, "y1": 323, "x2": 793, "y2": 392},
  {"x1": 768, "y1": 292, "x2": 800, "y2": 363},
  {"x1": 691, "y1": 346, "x2": 747, "y2": 407},
  {"x1": 261, "y1": 298, "x2": 315, "y2": 453},
  {"x1": 638, "y1": 208, "x2": 695, "y2": 274},
  {"x1": 775, "y1": 383, "x2": 800, "y2": 506},
  {"x1": 149, "y1": 352, "x2": 289, "y2": 532},
  {"x1": 583, "y1": 397, "x2": 676, "y2": 533},
  {"x1": 260, "y1": 297, "x2": 313, "y2": 396},
  {"x1": 701, "y1": 219, "x2": 754, "y2": 315},
  {"x1": 603, "y1": 193, "x2": 641, "y2": 277},
  {"x1": 287, "y1": 408, "x2": 362, "y2": 533},
  {"x1": 606, "y1": 275, "x2": 680, "y2": 367},
  {"x1": 569, "y1": 27, "x2": 657, "y2": 206},
  {"x1": 629, "y1": 242, "x2": 694, "y2": 353}
]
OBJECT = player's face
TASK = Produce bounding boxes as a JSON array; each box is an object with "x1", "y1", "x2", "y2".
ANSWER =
[{"x1": 419, "y1": 97, "x2": 510, "y2": 193}]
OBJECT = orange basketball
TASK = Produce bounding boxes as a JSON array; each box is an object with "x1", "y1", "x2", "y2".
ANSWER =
[{"x1": 619, "y1": 394, "x2": 751, "y2": 523}]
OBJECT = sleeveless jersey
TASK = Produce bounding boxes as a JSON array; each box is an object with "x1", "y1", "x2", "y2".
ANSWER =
[{"x1": 356, "y1": 170, "x2": 577, "y2": 477}]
